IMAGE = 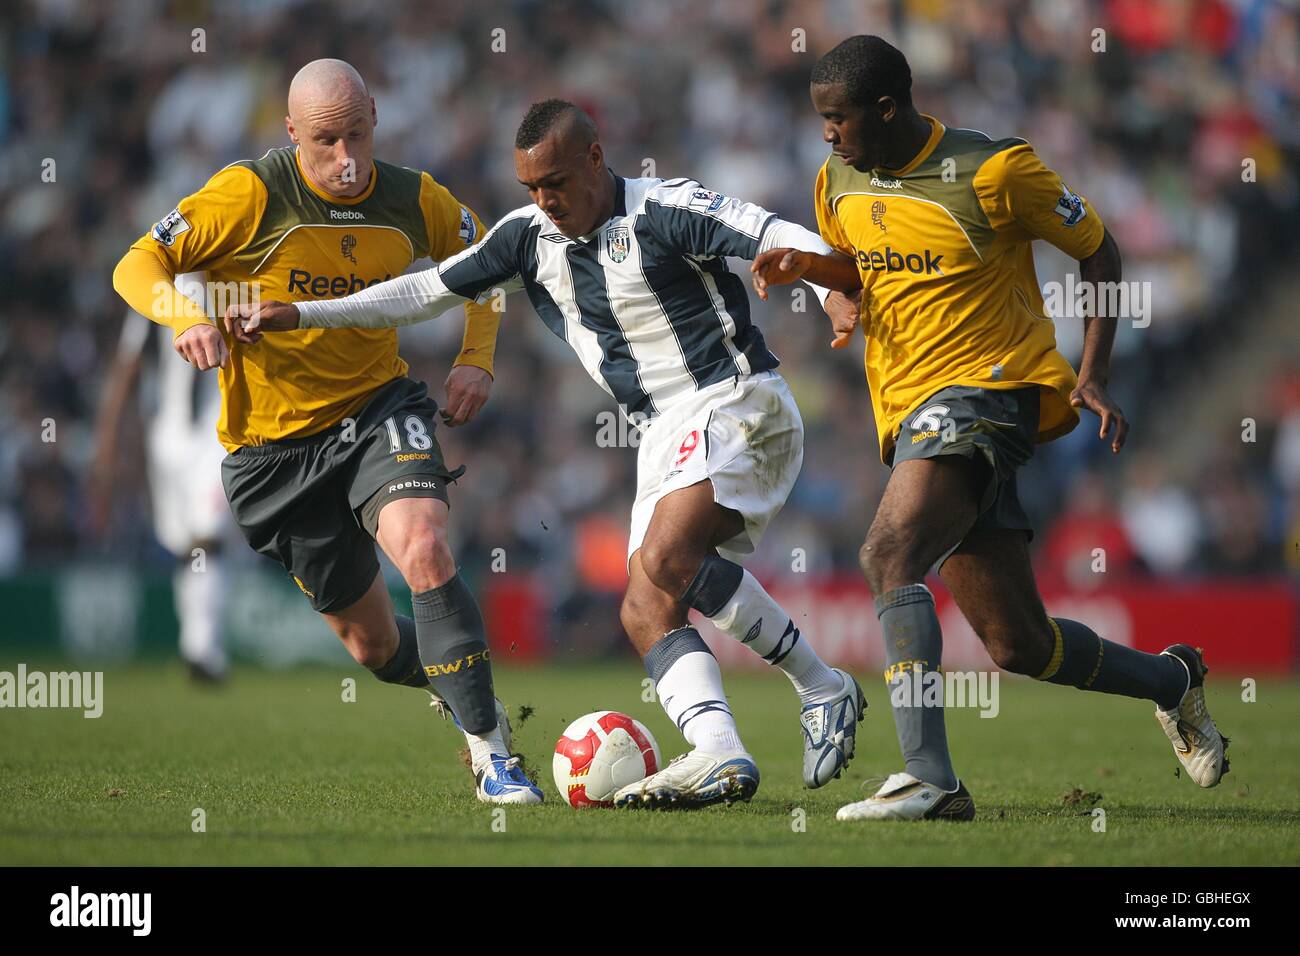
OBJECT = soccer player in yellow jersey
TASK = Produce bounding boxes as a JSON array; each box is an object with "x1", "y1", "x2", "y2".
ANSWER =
[
  {"x1": 753, "y1": 36, "x2": 1228, "y2": 821},
  {"x1": 112, "y1": 59, "x2": 543, "y2": 803}
]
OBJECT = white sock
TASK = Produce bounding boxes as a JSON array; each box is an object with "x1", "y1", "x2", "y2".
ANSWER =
[
  {"x1": 656, "y1": 650, "x2": 746, "y2": 756},
  {"x1": 465, "y1": 726, "x2": 509, "y2": 773},
  {"x1": 709, "y1": 570, "x2": 841, "y2": 705},
  {"x1": 175, "y1": 558, "x2": 227, "y2": 673}
]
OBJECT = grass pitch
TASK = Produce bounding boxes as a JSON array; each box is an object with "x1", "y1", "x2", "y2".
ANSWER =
[{"x1": 1, "y1": 661, "x2": 1297, "y2": 866}]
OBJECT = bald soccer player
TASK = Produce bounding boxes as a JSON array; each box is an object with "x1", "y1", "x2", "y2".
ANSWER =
[{"x1": 113, "y1": 59, "x2": 543, "y2": 804}]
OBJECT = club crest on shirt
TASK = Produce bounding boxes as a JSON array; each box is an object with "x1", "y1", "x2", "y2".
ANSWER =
[
  {"x1": 151, "y1": 207, "x2": 191, "y2": 246},
  {"x1": 606, "y1": 225, "x2": 630, "y2": 263},
  {"x1": 871, "y1": 200, "x2": 887, "y2": 232},
  {"x1": 688, "y1": 189, "x2": 726, "y2": 213},
  {"x1": 1054, "y1": 184, "x2": 1087, "y2": 227}
]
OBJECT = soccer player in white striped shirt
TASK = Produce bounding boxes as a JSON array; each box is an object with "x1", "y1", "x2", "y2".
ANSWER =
[{"x1": 228, "y1": 100, "x2": 867, "y2": 809}]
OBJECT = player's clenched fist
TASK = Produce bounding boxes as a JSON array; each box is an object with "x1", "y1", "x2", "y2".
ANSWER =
[
  {"x1": 223, "y1": 300, "x2": 301, "y2": 343},
  {"x1": 750, "y1": 248, "x2": 812, "y2": 300},
  {"x1": 174, "y1": 323, "x2": 230, "y2": 370}
]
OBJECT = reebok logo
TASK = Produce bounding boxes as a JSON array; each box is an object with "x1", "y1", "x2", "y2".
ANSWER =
[
  {"x1": 856, "y1": 246, "x2": 944, "y2": 275},
  {"x1": 329, "y1": 209, "x2": 366, "y2": 220},
  {"x1": 388, "y1": 478, "x2": 439, "y2": 493},
  {"x1": 870, "y1": 176, "x2": 903, "y2": 189},
  {"x1": 287, "y1": 269, "x2": 393, "y2": 297}
]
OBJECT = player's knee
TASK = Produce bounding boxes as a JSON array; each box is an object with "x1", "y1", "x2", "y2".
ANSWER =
[
  {"x1": 335, "y1": 621, "x2": 397, "y2": 669},
  {"x1": 618, "y1": 591, "x2": 643, "y2": 639},
  {"x1": 390, "y1": 521, "x2": 455, "y2": 592},
  {"x1": 979, "y1": 626, "x2": 1047, "y2": 676},
  {"x1": 859, "y1": 526, "x2": 902, "y2": 592},
  {"x1": 620, "y1": 577, "x2": 677, "y2": 642},
  {"x1": 637, "y1": 537, "x2": 700, "y2": 598}
]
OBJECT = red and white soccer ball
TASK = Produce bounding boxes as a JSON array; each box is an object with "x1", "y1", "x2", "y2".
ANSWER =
[{"x1": 552, "y1": 711, "x2": 662, "y2": 808}]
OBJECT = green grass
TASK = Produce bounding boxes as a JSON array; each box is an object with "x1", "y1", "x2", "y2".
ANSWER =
[{"x1": 1, "y1": 661, "x2": 1297, "y2": 865}]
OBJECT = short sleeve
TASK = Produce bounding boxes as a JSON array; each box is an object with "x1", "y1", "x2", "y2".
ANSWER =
[{"x1": 972, "y1": 144, "x2": 1104, "y2": 260}]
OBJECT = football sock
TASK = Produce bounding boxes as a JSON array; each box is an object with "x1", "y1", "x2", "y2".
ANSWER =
[
  {"x1": 411, "y1": 574, "x2": 498, "y2": 735},
  {"x1": 645, "y1": 626, "x2": 746, "y2": 756},
  {"x1": 368, "y1": 615, "x2": 430, "y2": 689},
  {"x1": 877, "y1": 583, "x2": 958, "y2": 791},
  {"x1": 1038, "y1": 617, "x2": 1189, "y2": 710},
  {"x1": 372, "y1": 616, "x2": 507, "y2": 773},
  {"x1": 175, "y1": 557, "x2": 227, "y2": 674},
  {"x1": 682, "y1": 555, "x2": 841, "y2": 705},
  {"x1": 465, "y1": 726, "x2": 510, "y2": 774}
]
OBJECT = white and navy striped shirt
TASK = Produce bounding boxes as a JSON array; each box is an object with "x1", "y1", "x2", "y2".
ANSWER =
[{"x1": 297, "y1": 173, "x2": 832, "y2": 418}]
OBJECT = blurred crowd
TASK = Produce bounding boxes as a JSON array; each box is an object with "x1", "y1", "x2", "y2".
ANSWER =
[{"x1": 2, "y1": 0, "x2": 1299, "y2": 628}]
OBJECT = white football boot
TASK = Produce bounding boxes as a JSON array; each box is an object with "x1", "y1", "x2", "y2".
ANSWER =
[
  {"x1": 836, "y1": 772, "x2": 976, "y2": 822},
  {"x1": 614, "y1": 750, "x2": 760, "y2": 809},
  {"x1": 1155, "y1": 644, "x2": 1229, "y2": 787},
  {"x1": 801, "y1": 668, "x2": 867, "y2": 788}
]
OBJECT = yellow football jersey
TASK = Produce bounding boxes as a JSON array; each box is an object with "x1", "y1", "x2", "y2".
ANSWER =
[
  {"x1": 815, "y1": 116, "x2": 1106, "y2": 462},
  {"x1": 118, "y1": 146, "x2": 500, "y2": 451}
]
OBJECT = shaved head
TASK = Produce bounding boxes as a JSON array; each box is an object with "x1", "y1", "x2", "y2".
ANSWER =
[
  {"x1": 285, "y1": 58, "x2": 376, "y2": 198},
  {"x1": 288, "y1": 58, "x2": 370, "y2": 119}
]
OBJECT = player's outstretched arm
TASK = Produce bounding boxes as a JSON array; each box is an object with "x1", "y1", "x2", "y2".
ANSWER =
[
  {"x1": 228, "y1": 266, "x2": 474, "y2": 342},
  {"x1": 228, "y1": 212, "x2": 528, "y2": 342},
  {"x1": 641, "y1": 180, "x2": 845, "y2": 308},
  {"x1": 750, "y1": 248, "x2": 860, "y2": 300},
  {"x1": 225, "y1": 299, "x2": 302, "y2": 341},
  {"x1": 1070, "y1": 226, "x2": 1127, "y2": 453}
]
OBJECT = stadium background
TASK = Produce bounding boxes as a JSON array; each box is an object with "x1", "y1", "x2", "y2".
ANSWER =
[{"x1": 1, "y1": 0, "x2": 1298, "y2": 673}]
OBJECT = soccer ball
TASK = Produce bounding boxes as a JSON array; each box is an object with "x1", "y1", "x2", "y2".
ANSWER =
[{"x1": 552, "y1": 711, "x2": 662, "y2": 808}]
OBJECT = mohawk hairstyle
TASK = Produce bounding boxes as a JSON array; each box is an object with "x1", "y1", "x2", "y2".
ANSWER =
[
  {"x1": 811, "y1": 35, "x2": 913, "y2": 110},
  {"x1": 515, "y1": 98, "x2": 598, "y2": 150}
]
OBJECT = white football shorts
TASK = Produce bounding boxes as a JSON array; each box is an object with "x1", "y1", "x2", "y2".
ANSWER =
[{"x1": 627, "y1": 370, "x2": 804, "y2": 564}]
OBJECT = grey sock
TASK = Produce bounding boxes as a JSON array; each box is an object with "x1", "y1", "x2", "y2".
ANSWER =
[
  {"x1": 1041, "y1": 617, "x2": 1188, "y2": 710},
  {"x1": 368, "y1": 614, "x2": 431, "y2": 689},
  {"x1": 411, "y1": 575, "x2": 497, "y2": 735},
  {"x1": 877, "y1": 584, "x2": 957, "y2": 791}
]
